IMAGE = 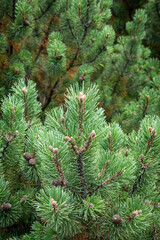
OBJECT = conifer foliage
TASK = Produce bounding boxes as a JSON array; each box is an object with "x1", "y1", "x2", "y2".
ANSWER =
[
  {"x1": 2, "y1": 0, "x2": 160, "y2": 124},
  {"x1": 0, "y1": 79, "x2": 160, "y2": 239}
]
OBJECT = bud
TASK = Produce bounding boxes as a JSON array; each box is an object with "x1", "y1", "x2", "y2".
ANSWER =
[
  {"x1": 65, "y1": 136, "x2": 69, "y2": 141},
  {"x1": 75, "y1": 96, "x2": 78, "y2": 100},
  {"x1": 23, "y1": 19, "x2": 30, "y2": 26},
  {"x1": 80, "y1": 94, "x2": 86, "y2": 103},
  {"x1": 49, "y1": 145, "x2": 53, "y2": 152},
  {"x1": 112, "y1": 214, "x2": 122, "y2": 224},
  {"x1": 140, "y1": 154, "x2": 144, "y2": 160},
  {"x1": 20, "y1": 195, "x2": 27, "y2": 203},
  {"x1": 22, "y1": 87, "x2": 28, "y2": 95},
  {"x1": 15, "y1": 130, "x2": 19, "y2": 135},
  {"x1": 131, "y1": 210, "x2": 142, "y2": 217},
  {"x1": 61, "y1": 117, "x2": 65, "y2": 124},
  {"x1": 80, "y1": 92, "x2": 83, "y2": 97},
  {"x1": 53, "y1": 148, "x2": 58, "y2": 154},
  {"x1": 1, "y1": 203, "x2": 12, "y2": 212},
  {"x1": 68, "y1": 137, "x2": 73, "y2": 143},
  {"x1": 89, "y1": 203, "x2": 94, "y2": 208},
  {"x1": 106, "y1": 33, "x2": 110, "y2": 39},
  {"x1": 149, "y1": 127, "x2": 153, "y2": 135},
  {"x1": 14, "y1": 68, "x2": 20, "y2": 74},
  {"x1": 146, "y1": 95, "x2": 149, "y2": 99},
  {"x1": 29, "y1": 158, "x2": 36, "y2": 166},
  {"x1": 23, "y1": 153, "x2": 33, "y2": 160},
  {"x1": 79, "y1": 76, "x2": 84, "y2": 81},
  {"x1": 90, "y1": 130, "x2": 96, "y2": 138},
  {"x1": 51, "y1": 199, "x2": 58, "y2": 209},
  {"x1": 125, "y1": 150, "x2": 128, "y2": 156}
]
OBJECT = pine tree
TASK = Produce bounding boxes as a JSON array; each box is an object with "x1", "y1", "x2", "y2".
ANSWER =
[{"x1": 1, "y1": 79, "x2": 160, "y2": 239}]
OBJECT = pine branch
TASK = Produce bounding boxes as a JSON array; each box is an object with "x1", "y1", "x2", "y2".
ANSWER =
[
  {"x1": 1, "y1": 141, "x2": 10, "y2": 160},
  {"x1": 77, "y1": 95, "x2": 86, "y2": 145},
  {"x1": 111, "y1": 42, "x2": 135, "y2": 96},
  {"x1": 130, "y1": 129, "x2": 156, "y2": 195},
  {"x1": 41, "y1": 80, "x2": 59, "y2": 111},
  {"x1": 67, "y1": 48, "x2": 80, "y2": 70},
  {"x1": 23, "y1": 124, "x2": 32, "y2": 152},
  {"x1": 89, "y1": 169, "x2": 125, "y2": 195},
  {"x1": 138, "y1": 95, "x2": 149, "y2": 118},
  {"x1": 0, "y1": 133, "x2": 17, "y2": 160},
  {"x1": 74, "y1": 35, "x2": 110, "y2": 68},
  {"x1": 25, "y1": 45, "x2": 43, "y2": 84},
  {"x1": 67, "y1": 18, "x2": 80, "y2": 47},
  {"x1": 108, "y1": 132, "x2": 113, "y2": 151},
  {"x1": 85, "y1": 45, "x2": 106, "y2": 64},
  {"x1": 77, "y1": 153, "x2": 87, "y2": 199},
  {"x1": 81, "y1": 0, "x2": 90, "y2": 42},
  {"x1": 49, "y1": 146, "x2": 65, "y2": 181},
  {"x1": 65, "y1": 130, "x2": 96, "y2": 154},
  {"x1": 67, "y1": 1, "x2": 92, "y2": 71},
  {"x1": 25, "y1": 17, "x2": 54, "y2": 84},
  {"x1": 99, "y1": 160, "x2": 109, "y2": 179},
  {"x1": 23, "y1": 91, "x2": 30, "y2": 123}
]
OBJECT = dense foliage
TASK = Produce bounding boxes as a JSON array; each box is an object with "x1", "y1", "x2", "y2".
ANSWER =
[
  {"x1": 1, "y1": 80, "x2": 160, "y2": 239},
  {"x1": 1, "y1": 1, "x2": 160, "y2": 239}
]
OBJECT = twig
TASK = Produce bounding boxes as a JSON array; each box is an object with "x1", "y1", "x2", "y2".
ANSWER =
[
  {"x1": 111, "y1": 42, "x2": 135, "y2": 96},
  {"x1": 41, "y1": 80, "x2": 59, "y2": 111},
  {"x1": 77, "y1": 153, "x2": 87, "y2": 198},
  {"x1": 130, "y1": 129, "x2": 156, "y2": 195},
  {"x1": 89, "y1": 169, "x2": 125, "y2": 195},
  {"x1": 34, "y1": 0, "x2": 57, "y2": 21},
  {"x1": 25, "y1": 17, "x2": 54, "y2": 84}
]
